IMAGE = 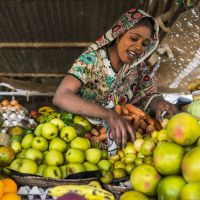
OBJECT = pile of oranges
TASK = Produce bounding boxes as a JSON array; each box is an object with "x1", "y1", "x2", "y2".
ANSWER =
[{"x1": 0, "y1": 178, "x2": 21, "y2": 200}]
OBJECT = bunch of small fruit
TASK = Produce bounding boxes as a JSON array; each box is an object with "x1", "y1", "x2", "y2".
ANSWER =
[
  {"x1": 7, "y1": 116, "x2": 114, "y2": 180},
  {"x1": 100, "y1": 119, "x2": 169, "y2": 184}
]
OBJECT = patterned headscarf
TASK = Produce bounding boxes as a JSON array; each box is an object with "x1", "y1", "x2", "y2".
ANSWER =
[{"x1": 87, "y1": 8, "x2": 159, "y2": 69}]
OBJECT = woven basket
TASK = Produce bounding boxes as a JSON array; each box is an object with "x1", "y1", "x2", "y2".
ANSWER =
[
  {"x1": 103, "y1": 184, "x2": 132, "y2": 199},
  {"x1": 12, "y1": 174, "x2": 98, "y2": 188}
]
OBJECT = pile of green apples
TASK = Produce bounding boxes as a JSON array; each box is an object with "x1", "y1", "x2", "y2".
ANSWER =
[{"x1": 8, "y1": 117, "x2": 112, "y2": 179}]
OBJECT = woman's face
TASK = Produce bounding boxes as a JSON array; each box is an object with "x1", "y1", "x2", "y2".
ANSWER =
[{"x1": 116, "y1": 25, "x2": 151, "y2": 63}]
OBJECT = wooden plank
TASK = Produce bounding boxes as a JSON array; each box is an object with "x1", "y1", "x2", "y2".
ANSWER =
[
  {"x1": 0, "y1": 73, "x2": 65, "y2": 78},
  {"x1": 0, "y1": 42, "x2": 91, "y2": 48},
  {"x1": 0, "y1": 77, "x2": 57, "y2": 92}
]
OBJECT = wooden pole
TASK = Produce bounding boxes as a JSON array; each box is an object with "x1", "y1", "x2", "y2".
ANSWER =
[
  {"x1": 0, "y1": 42, "x2": 91, "y2": 48},
  {"x1": 0, "y1": 73, "x2": 65, "y2": 78}
]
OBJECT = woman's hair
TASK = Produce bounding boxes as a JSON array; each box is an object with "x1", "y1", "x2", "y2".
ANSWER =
[{"x1": 135, "y1": 17, "x2": 155, "y2": 37}]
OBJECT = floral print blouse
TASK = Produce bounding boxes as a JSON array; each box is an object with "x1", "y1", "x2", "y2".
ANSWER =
[{"x1": 68, "y1": 47, "x2": 160, "y2": 111}]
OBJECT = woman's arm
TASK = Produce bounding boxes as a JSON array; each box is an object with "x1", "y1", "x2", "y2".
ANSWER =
[
  {"x1": 53, "y1": 75, "x2": 135, "y2": 149},
  {"x1": 53, "y1": 75, "x2": 111, "y2": 119}
]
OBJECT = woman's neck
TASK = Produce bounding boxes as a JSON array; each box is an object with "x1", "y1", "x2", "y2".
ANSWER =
[{"x1": 107, "y1": 44, "x2": 123, "y2": 72}]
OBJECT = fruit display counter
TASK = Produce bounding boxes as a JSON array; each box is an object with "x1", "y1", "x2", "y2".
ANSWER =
[{"x1": 0, "y1": 98, "x2": 200, "y2": 200}]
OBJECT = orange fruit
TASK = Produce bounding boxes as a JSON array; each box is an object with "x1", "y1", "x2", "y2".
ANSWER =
[
  {"x1": 2, "y1": 178, "x2": 17, "y2": 194},
  {"x1": 130, "y1": 164, "x2": 161, "y2": 197},
  {"x1": 180, "y1": 182, "x2": 200, "y2": 200},
  {"x1": 120, "y1": 191, "x2": 149, "y2": 200},
  {"x1": 166, "y1": 112, "x2": 200, "y2": 146},
  {"x1": 182, "y1": 147, "x2": 200, "y2": 182},
  {"x1": 0, "y1": 180, "x2": 4, "y2": 199},
  {"x1": 153, "y1": 142, "x2": 184, "y2": 175},
  {"x1": 1, "y1": 193, "x2": 21, "y2": 200},
  {"x1": 157, "y1": 175, "x2": 186, "y2": 200}
]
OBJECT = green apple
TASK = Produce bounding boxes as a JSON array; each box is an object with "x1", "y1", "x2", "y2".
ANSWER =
[
  {"x1": 124, "y1": 153, "x2": 137, "y2": 164},
  {"x1": 60, "y1": 165, "x2": 68, "y2": 178},
  {"x1": 9, "y1": 158, "x2": 23, "y2": 171},
  {"x1": 34, "y1": 124, "x2": 44, "y2": 136},
  {"x1": 118, "y1": 150, "x2": 125, "y2": 159},
  {"x1": 98, "y1": 160, "x2": 113, "y2": 172},
  {"x1": 41, "y1": 122, "x2": 58, "y2": 140},
  {"x1": 16, "y1": 149, "x2": 26, "y2": 159},
  {"x1": 101, "y1": 150, "x2": 108, "y2": 159},
  {"x1": 36, "y1": 164, "x2": 47, "y2": 176},
  {"x1": 70, "y1": 137, "x2": 90, "y2": 151},
  {"x1": 21, "y1": 134, "x2": 34, "y2": 149},
  {"x1": 46, "y1": 150, "x2": 64, "y2": 166},
  {"x1": 133, "y1": 138, "x2": 144, "y2": 152},
  {"x1": 109, "y1": 154, "x2": 120, "y2": 163},
  {"x1": 66, "y1": 148, "x2": 85, "y2": 163},
  {"x1": 113, "y1": 168, "x2": 127, "y2": 179},
  {"x1": 124, "y1": 142, "x2": 137, "y2": 154},
  {"x1": 140, "y1": 140, "x2": 156, "y2": 156},
  {"x1": 25, "y1": 148, "x2": 43, "y2": 164},
  {"x1": 85, "y1": 148, "x2": 102, "y2": 164},
  {"x1": 60, "y1": 126, "x2": 77, "y2": 142},
  {"x1": 11, "y1": 141, "x2": 22, "y2": 153},
  {"x1": 137, "y1": 152, "x2": 145, "y2": 158},
  {"x1": 42, "y1": 151, "x2": 48, "y2": 164},
  {"x1": 42, "y1": 165, "x2": 62, "y2": 179},
  {"x1": 100, "y1": 171, "x2": 113, "y2": 184},
  {"x1": 50, "y1": 118, "x2": 64, "y2": 130},
  {"x1": 114, "y1": 161, "x2": 126, "y2": 169},
  {"x1": 135, "y1": 158, "x2": 144, "y2": 166},
  {"x1": 66, "y1": 163, "x2": 86, "y2": 175},
  {"x1": 31, "y1": 136, "x2": 48, "y2": 151},
  {"x1": 19, "y1": 158, "x2": 38, "y2": 174},
  {"x1": 125, "y1": 163, "x2": 135, "y2": 175},
  {"x1": 83, "y1": 162, "x2": 99, "y2": 171},
  {"x1": 49, "y1": 137, "x2": 67, "y2": 152},
  {"x1": 144, "y1": 156, "x2": 153, "y2": 164}
]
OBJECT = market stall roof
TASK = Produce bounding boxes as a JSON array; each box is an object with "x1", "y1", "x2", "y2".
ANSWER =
[
  {"x1": 156, "y1": 6, "x2": 200, "y2": 94},
  {"x1": 0, "y1": 0, "x2": 199, "y2": 94}
]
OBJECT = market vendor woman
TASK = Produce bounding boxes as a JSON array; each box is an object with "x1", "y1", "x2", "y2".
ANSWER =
[{"x1": 53, "y1": 8, "x2": 178, "y2": 155}]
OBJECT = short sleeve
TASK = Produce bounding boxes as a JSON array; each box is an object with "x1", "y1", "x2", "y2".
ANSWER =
[{"x1": 67, "y1": 51, "x2": 97, "y2": 85}]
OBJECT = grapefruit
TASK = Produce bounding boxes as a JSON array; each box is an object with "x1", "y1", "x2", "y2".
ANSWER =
[
  {"x1": 157, "y1": 175, "x2": 186, "y2": 200},
  {"x1": 130, "y1": 164, "x2": 161, "y2": 196},
  {"x1": 180, "y1": 182, "x2": 200, "y2": 200},
  {"x1": 181, "y1": 146, "x2": 200, "y2": 182},
  {"x1": 153, "y1": 142, "x2": 184, "y2": 175},
  {"x1": 166, "y1": 113, "x2": 200, "y2": 146},
  {"x1": 120, "y1": 191, "x2": 149, "y2": 200}
]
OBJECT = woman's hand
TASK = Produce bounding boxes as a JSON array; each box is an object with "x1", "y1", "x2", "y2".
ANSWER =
[
  {"x1": 150, "y1": 97, "x2": 179, "y2": 122},
  {"x1": 107, "y1": 110, "x2": 135, "y2": 149}
]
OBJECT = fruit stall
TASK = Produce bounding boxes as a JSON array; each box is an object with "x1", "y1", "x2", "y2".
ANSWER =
[
  {"x1": 1, "y1": 88, "x2": 200, "y2": 200},
  {"x1": 0, "y1": 1, "x2": 200, "y2": 200}
]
